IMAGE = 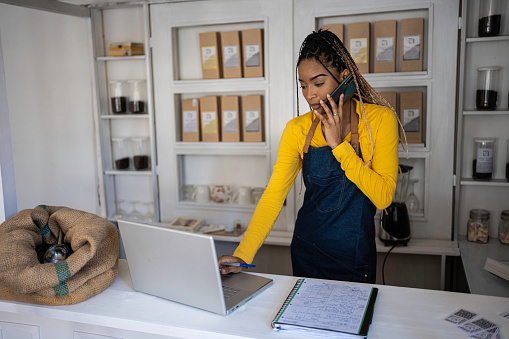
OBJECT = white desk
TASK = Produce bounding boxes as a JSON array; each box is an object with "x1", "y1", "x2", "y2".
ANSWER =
[
  {"x1": 0, "y1": 259, "x2": 507, "y2": 339},
  {"x1": 459, "y1": 237, "x2": 509, "y2": 298}
]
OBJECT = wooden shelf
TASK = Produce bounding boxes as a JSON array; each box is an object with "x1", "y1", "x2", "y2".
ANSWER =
[
  {"x1": 96, "y1": 55, "x2": 146, "y2": 61},
  {"x1": 460, "y1": 178, "x2": 509, "y2": 187}
]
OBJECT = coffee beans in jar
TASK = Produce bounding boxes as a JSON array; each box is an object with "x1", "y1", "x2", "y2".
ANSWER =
[
  {"x1": 498, "y1": 210, "x2": 509, "y2": 245},
  {"x1": 467, "y1": 209, "x2": 490, "y2": 244}
]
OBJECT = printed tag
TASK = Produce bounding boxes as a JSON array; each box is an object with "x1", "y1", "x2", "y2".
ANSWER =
[
  {"x1": 245, "y1": 110, "x2": 260, "y2": 132},
  {"x1": 403, "y1": 35, "x2": 421, "y2": 61},
  {"x1": 223, "y1": 45, "x2": 239, "y2": 69},
  {"x1": 223, "y1": 110, "x2": 238, "y2": 132},
  {"x1": 202, "y1": 111, "x2": 217, "y2": 133},
  {"x1": 202, "y1": 46, "x2": 217, "y2": 70},
  {"x1": 376, "y1": 37, "x2": 394, "y2": 62},
  {"x1": 444, "y1": 309, "x2": 478, "y2": 325},
  {"x1": 403, "y1": 108, "x2": 420, "y2": 132},
  {"x1": 183, "y1": 110, "x2": 198, "y2": 133},
  {"x1": 245, "y1": 44, "x2": 261, "y2": 67},
  {"x1": 350, "y1": 38, "x2": 368, "y2": 63}
]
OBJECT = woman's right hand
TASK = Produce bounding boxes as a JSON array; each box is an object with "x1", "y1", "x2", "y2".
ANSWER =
[{"x1": 218, "y1": 255, "x2": 246, "y2": 274}]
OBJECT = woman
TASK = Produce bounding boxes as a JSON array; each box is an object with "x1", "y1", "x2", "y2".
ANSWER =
[{"x1": 219, "y1": 29, "x2": 400, "y2": 283}]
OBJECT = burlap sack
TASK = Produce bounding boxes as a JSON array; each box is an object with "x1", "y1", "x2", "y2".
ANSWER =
[{"x1": 0, "y1": 205, "x2": 119, "y2": 305}]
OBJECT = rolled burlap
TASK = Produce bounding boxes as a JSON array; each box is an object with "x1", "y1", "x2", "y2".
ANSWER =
[{"x1": 0, "y1": 205, "x2": 119, "y2": 305}]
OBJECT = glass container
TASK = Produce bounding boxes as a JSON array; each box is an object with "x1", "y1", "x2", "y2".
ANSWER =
[
  {"x1": 476, "y1": 67, "x2": 501, "y2": 110},
  {"x1": 127, "y1": 80, "x2": 147, "y2": 114},
  {"x1": 467, "y1": 209, "x2": 490, "y2": 243},
  {"x1": 479, "y1": 0, "x2": 502, "y2": 37},
  {"x1": 131, "y1": 137, "x2": 150, "y2": 170},
  {"x1": 499, "y1": 210, "x2": 509, "y2": 244},
  {"x1": 109, "y1": 81, "x2": 128, "y2": 114},
  {"x1": 472, "y1": 138, "x2": 495, "y2": 180},
  {"x1": 112, "y1": 137, "x2": 131, "y2": 170}
]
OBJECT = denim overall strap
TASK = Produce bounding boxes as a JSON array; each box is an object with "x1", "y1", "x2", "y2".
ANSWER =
[{"x1": 291, "y1": 108, "x2": 376, "y2": 283}]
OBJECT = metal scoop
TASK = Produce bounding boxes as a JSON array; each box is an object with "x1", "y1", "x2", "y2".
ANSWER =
[{"x1": 43, "y1": 229, "x2": 70, "y2": 263}]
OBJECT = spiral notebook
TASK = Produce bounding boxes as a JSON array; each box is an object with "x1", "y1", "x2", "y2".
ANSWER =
[{"x1": 271, "y1": 279, "x2": 378, "y2": 338}]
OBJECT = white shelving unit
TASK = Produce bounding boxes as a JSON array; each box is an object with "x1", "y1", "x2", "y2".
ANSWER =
[
  {"x1": 454, "y1": 0, "x2": 509, "y2": 241},
  {"x1": 90, "y1": 4, "x2": 159, "y2": 222}
]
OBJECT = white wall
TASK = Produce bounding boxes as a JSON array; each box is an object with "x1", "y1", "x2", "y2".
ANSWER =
[{"x1": 0, "y1": 3, "x2": 98, "y2": 214}]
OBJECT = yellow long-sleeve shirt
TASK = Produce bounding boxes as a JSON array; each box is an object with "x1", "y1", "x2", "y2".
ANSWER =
[{"x1": 233, "y1": 99, "x2": 399, "y2": 264}]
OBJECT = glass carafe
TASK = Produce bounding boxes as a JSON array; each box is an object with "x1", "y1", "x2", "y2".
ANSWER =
[
  {"x1": 406, "y1": 179, "x2": 420, "y2": 213},
  {"x1": 131, "y1": 137, "x2": 150, "y2": 170}
]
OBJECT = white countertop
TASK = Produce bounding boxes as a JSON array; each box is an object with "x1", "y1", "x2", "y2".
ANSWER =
[{"x1": 0, "y1": 259, "x2": 508, "y2": 339}]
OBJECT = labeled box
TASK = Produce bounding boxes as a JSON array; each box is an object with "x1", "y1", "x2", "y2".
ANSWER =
[
  {"x1": 220, "y1": 31, "x2": 243, "y2": 79},
  {"x1": 221, "y1": 96, "x2": 241, "y2": 142},
  {"x1": 181, "y1": 98, "x2": 201, "y2": 142},
  {"x1": 109, "y1": 42, "x2": 144, "y2": 57},
  {"x1": 323, "y1": 24, "x2": 344, "y2": 42},
  {"x1": 400, "y1": 18, "x2": 424, "y2": 72},
  {"x1": 241, "y1": 29, "x2": 264, "y2": 78},
  {"x1": 399, "y1": 92, "x2": 423, "y2": 144},
  {"x1": 199, "y1": 32, "x2": 222, "y2": 79},
  {"x1": 200, "y1": 96, "x2": 221, "y2": 142},
  {"x1": 374, "y1": 20, "x2": 397, "y2": 73},
  {"x1": 242, "y1": 95, "x2": 264, "y2": 142},
  {"x1": 379, "y1": 92, "x2": 398, "y2": 112},
  {"x1": 347, "y1": 22, "x2": 370, "y2": 74}
]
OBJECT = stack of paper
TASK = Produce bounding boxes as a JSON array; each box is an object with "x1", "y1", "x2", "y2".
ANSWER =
[{"x1": 484, "y1": 257, "x2": 509, "y2": 282}]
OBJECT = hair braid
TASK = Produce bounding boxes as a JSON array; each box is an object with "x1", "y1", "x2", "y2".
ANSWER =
[{"x1": 296, "y1": 29, "x2": 408, "y2": 165}]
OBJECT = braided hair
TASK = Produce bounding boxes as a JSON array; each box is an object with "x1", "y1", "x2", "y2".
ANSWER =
[{"x1": 296, "y1": 29, "x2": 407, "y2": 165}]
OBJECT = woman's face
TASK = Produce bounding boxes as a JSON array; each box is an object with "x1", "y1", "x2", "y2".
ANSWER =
[{"x1": 298, "y1": 58, "x2": 341, "y2": 115}]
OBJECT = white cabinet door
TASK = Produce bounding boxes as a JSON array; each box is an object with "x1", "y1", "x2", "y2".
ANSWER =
[{"x1": 0, "y1": 321, "x2": 40, "y2": 339}]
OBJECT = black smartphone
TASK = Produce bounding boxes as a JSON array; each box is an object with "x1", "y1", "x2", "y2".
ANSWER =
[{"x1": 324, "y1": 74, "x2": 356, "y2": 112}]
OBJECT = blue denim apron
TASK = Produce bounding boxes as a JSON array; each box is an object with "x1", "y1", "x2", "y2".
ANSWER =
[{"x1": 291, "y1": 114, "x2": 377, "y2": 283}]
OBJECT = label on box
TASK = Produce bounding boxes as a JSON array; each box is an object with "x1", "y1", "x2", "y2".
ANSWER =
[
  {"x1": 350, "y1": 38, "x2": 368, "y2": 63},
  {"x1": 245, "y1": 110, "x2": 260, "y2": 132},
  {"x1": 223, "y1": 45, "x2": 240, "y2": 69},
  {"x1": 202, "y1": 112, "x2": 217, "y2": 133},
  {"x1": 201, "y1": 47, "x2": 217, "y2": 70},
  {"x1": 403, "y1": 108, "x2": 420, "y2": 132},
  {"x1": 223, "y1": 110, "x2": 238, "y2": 132},
  {"x1": 183, "y1": 110, "x2": 198, "y2": 132},
  {"x1": 376, "y1": 37, "x2": 394, "y2": 62},
  {"x1": 245, "y1": 44, "x2": 261, "y2": 67},
  {"x1": 403, "y1": 35, "x2": 421, "y2": 61}
]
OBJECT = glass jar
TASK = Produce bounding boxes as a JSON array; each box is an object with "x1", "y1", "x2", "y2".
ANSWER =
[
  {"x1": 476, "y1": 67, "x2": 501, "y2": 110},
  {"x1": 472, "y1": 138, "x2": 495, "y2": 180},
  {"x1": 131, "y1": 137, "x2": 150, "y2": 170},
  {"x1": 112, "y1": 137, "x2": 131, "y2": 170},
  {"x1": 109, "y1": 81, "x2": 128, "y2": 114},
  {"x1": 499, "y1": 210, "x2": 509, "y2": 244},
  {"x1": 478, "y1": 0, "x2": 502, "y2": 37},
  {"x1": 127, "y1": 80, "x2": 147, "y2": 114},
  {"x1": 467, "y1": 209, "x2": 490, "y2": 243}
]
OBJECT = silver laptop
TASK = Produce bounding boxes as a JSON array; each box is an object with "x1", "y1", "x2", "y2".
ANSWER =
[{"x1": 117, "y1": 220, "x2": 273, "y2": 315}]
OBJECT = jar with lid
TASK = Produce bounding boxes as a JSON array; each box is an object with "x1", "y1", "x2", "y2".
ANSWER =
[
  {"x1": 109, "y1": 81, "x2": 128, "y2": 114},
  {"x1": 127, "y1": 80, "x2": 147, "y2": 114},
  {"x1": 467, "y1": 209, "x2": 490, "y2": 243},
  {"x1": 472, "y1": 138, "x2": 495, "y2": 180},
  {"x1": 499, "y1": 210, "x2": 509, "y2": 244}
]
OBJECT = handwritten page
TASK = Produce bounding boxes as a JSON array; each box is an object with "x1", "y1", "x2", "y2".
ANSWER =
[{"x1": 276, "y1": 279, "x2": 373, "y2": 334}]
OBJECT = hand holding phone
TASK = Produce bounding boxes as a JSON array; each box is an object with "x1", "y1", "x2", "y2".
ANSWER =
[{"x1": 324, "y1": 74, "x2": 356, "y2": 112}]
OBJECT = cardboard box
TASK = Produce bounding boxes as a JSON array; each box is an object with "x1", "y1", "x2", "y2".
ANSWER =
[
  {"x1": 221, "y1": 96, "x2": 241, "y2": 142},
  {"x1": 108, "y1": 42, "x2": 144, "y2": 57},
  {"x1": 347, "y1": 22, "x2": 370, "y2": 74},
  {"x1": 242, "y1": 95, "x2": 264, "y2": 142},
  {"x1": 200, "y1": 96, "x2": 221, "y2": 142},
  {"x1": 181, "y1": 98, "x2": 200, "y2": 142},
  {"x1": 323, "y1": 24, "x2": 344, "y2": 42},
  {"x1": 379, "y1": 92, "x2": 397, "y2": 112},
  {"x1": 199, "y1": 32, "x2": 222, "y2": 79},
  {"x1": 374, "y1": 20, "x2": 397, "y2": 73},
  {"x1": 241, "y1": 29, "x2": 264, "y2": 78},
  {"x1": 399, "y1": 92, "x2": 423, "y2": 143},
  {"x1": 400, "y1": 18, "x2": 424, "y2": 72},
  {"x1": 220, "y1": 31, "x2": 243, "y2": 79}
]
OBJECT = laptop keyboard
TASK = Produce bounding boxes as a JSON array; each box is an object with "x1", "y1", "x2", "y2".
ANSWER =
[{"x1": 222, "y1": 285, "x2": 242, "y2": 300}]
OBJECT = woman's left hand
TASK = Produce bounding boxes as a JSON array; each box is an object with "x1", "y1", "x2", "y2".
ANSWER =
[{"x1": 315, "y1": 93, "x2": 344, "y2": 149}]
